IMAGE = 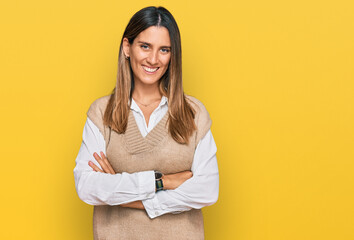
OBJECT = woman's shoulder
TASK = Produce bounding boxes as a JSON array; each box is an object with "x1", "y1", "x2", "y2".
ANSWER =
[
  {"x1": 86, "y1": 94, "x2": 112, "y2": 130},
  {"x1": 87, "y1": 95, "x2": 111, "y2": 115},
  {"x1": 88, "y1": 94, "x2": 111, "y2": 109},
  {"x1": 184, "y1": 94, "x2": 212, "y2": 143},
  {"x1": 184, "y1": 94, "x2": 210, "y2": 116}
]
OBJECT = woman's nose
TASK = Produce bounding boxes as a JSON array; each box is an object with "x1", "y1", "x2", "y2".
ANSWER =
[{"x1": 147, "y1": 51, "x2": 158, "y2": 65}]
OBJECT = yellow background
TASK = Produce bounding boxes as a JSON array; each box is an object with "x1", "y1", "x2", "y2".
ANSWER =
[{"x1": 1, "y1": 0, "x2": 353, "y2": 239}]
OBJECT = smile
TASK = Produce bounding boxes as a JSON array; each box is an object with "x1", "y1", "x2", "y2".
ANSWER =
[{"x1": 142, "y1": 66, "x2": 159, "y2": 74}]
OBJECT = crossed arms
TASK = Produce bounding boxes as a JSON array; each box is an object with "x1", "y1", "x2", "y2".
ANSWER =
[{"x1": 73, "y1": 117, "x2": 219, "y2": 219}]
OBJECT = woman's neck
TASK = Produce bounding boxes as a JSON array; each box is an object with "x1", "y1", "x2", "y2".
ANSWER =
[{"x1": 132, "y1": 81, "x2": 162, "y2": 102}]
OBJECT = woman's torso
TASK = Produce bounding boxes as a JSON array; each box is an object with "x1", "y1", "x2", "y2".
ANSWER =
[{"x1": 87, "y1": 95, "x2": 208, "y2": 240}]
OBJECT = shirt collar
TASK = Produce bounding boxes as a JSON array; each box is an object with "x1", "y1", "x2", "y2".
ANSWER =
[{"x1": 130, "y1": 95, "x2": 168, "y2": 113}]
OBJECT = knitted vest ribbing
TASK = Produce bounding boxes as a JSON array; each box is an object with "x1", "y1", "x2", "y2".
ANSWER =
[{"x1": 87, "y1": 94, "x2": 212, "y2": 240}]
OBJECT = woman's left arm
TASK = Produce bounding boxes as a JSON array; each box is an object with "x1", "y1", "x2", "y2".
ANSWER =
[{"x1": 141, "y1": 129, "x2": 219, "y2": 218}]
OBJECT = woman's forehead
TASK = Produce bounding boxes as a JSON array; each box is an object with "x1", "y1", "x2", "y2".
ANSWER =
[{"x1": 135, "y1": 26, "x2": 171, "y2": 46}]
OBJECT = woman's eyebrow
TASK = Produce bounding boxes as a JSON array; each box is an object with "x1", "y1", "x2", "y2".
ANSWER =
[{"x1": 137, "y1": 41, "x2": 171, "y2": 48}]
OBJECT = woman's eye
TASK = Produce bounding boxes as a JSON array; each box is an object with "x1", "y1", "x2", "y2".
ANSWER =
[
  {"x1": 141, "y1": 44, "x2": 149, "y2": 49},
  {"x1": 161, "y1": 48, "x2": 170, "y2": 53}
]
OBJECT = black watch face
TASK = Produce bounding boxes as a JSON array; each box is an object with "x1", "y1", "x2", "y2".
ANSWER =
[{"x1": 155, "y1": 172, "x2": 163, "y2": 179}]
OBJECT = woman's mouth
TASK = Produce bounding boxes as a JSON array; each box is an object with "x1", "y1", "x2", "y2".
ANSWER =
[{"x1": 142, "y1": 66, "x2": 159, "y2": 74}]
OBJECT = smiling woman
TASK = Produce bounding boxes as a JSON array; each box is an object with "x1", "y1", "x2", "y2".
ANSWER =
[
  {"x1": 73, "y1": 6, "x2": 219, "y2": 240},
  {"x1": 123, "y1": 26, "x2": 171, "y2": 89}
]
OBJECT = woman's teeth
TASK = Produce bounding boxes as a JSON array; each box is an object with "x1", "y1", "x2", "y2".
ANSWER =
[{"x1": 143, "y1": 66, "x2": 159, "y2": 73}]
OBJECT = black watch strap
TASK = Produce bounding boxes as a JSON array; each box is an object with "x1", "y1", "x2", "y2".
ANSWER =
[
  {"x1": 154, "y1": 170, "x2": 164, "y2": 192},
  {"x1": 155, "y1": 178, "x2": 164, "y2": 192}
]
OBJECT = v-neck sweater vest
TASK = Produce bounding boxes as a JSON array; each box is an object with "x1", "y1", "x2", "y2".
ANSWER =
[{"x1": 87, "y1": 94, "x2": 212, "y2": 240}]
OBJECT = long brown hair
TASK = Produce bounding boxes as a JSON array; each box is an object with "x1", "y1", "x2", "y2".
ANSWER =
[{"x1": 103, "y1": 6, "x2": 196, "y2": 145}]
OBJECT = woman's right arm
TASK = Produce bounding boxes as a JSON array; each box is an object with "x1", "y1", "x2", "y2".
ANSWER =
[{"x1": 73, "y1": 117, "x2": 156, "y2": 206}]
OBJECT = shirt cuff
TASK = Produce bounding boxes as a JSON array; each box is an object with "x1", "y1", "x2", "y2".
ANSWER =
[
  {"x1": 137, "y1": 170, "x2": 156, "y2": 200},
  {"x1": 142, "y1": 195, "x2": 164, "y2": 219},
  {"x1": 142, "y1": 191, "x2": 186, "y2": 219}
]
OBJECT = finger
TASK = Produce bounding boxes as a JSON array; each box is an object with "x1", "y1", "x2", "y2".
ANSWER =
[
  {"x1": 88, "y1": 161, "x2": 103, "y2": 173},
  {"x1": 93, "y1": 152, "x2": 111, "y2": 173},
  {"x1": 100, "y1": 151, "x2": 115, "y2": 174}
]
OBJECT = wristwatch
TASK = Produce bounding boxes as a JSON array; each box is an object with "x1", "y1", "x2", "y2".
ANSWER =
[{"x1": 154, "y1": 170, "x2": 164, "y2": 192}]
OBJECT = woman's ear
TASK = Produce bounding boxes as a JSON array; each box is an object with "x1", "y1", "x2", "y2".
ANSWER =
[{"x1": 122, "y1": 38, "x2": 130, "y2": 58}]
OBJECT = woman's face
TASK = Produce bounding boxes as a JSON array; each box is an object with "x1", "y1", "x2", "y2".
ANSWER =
[{"x1": 123, "y1": 26, "x2": 171, "y2": 87}]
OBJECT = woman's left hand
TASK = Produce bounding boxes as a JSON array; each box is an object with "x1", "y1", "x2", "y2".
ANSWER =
[{"x1": 88, "y1": 151, "x2": 116, "y2": 174}]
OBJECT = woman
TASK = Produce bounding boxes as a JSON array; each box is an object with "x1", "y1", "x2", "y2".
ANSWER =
[{"x1": 74, "y1": 6, "x2": 219, "y2": 239}]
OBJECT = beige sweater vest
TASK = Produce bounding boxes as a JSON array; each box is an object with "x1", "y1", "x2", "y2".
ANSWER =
[{"x1": 87, "y1": 94, "x2": 212, "y2": 240}]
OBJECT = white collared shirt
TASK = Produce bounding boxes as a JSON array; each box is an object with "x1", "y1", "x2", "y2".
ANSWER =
[{"x1": 73, "y1": 96, "x2": 219, "y2": 219}]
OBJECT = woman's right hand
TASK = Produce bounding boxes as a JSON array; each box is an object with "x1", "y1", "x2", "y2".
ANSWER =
[
  {"x1": 162, "y1": 171, "x2": 193, "y2": 190},
  {"x1": 89, "y1": 152, "x2": 116, "y2": 174}
]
